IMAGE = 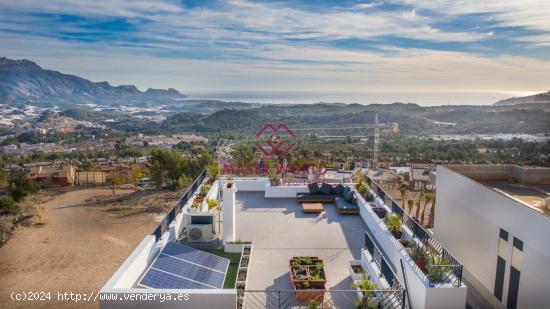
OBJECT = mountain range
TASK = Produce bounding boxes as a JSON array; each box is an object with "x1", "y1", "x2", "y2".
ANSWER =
[
  {"x1": 0, "y1": 57, "x2": 186, "y2": 108},
  {"x1": 494, "y1": 91, "x2": 550, "y2": 106}
]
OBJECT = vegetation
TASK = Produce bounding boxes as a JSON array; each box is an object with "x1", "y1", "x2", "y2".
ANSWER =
[
  {"x1": 427, "y1": 253, "x2": 452, "y2": 283},
  {"x1": 7, "y1": 171, "x2": 39, "y2": 202},
  {"x1": 385, "y1": 213, "x2": 402, "y2": 237},
  {"x1": 351, "y1": 273, "x2": 379, "y2": 309},
  {"x1": 149, "y1": 149, "x2": 212, "y2": 190}
]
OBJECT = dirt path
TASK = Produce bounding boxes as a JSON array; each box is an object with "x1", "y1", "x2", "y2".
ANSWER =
[{"x1": 0, "y1": 188, "x2": 159, "y2": 309}]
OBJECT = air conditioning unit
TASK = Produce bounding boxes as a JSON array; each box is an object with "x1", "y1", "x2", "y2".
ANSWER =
[{"x1": 187, "y1": 224, "x2": 214, "y2": 242}]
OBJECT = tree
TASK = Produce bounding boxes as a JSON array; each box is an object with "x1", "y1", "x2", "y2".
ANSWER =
[
  {"x1": 415, "y1": 187, "x2": 426, "y2": 220},
  {"x1": 7, "y1": 172, "x2": 39, "y2": 202},
  {"x1": 206, "y1": 164, "x2": 220, "y2": 181},
  {"x1": 420, "y1": 193, "x2": 432, "y2": 225},
  {"x1": 407, "y1": 199, "x2": 414, "y2": 214},
  {"x1": 399, "y1": 186, "x2": 407, "y2": 207},
  {"x1": 232, "y1": 144, "x2": 255, "y2": 168},
  {"x1": 111, "y1": 176, "x2": 125, "y2": 195},
  {"x1": 351, "y1": 274, "x2": 378, "y2": 309},
  {"x1": 149, "y1": 149, "x2": 193, "y2": 190},
  {"x1": 427, "y1": 194, "x2": 437, "y2": 228},
  {"x1": 0, "y1": 196, "x2": 19, "y2": 215}
]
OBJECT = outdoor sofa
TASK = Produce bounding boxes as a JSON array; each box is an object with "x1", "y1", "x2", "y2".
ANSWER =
[{"x1": 297, "y1": 183, "x2": 359, "y2": 214}]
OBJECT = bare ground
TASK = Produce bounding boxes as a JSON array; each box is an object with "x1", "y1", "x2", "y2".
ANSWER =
[{"x1": 0, "y1": 188, "x2": 175, "y2": 309}]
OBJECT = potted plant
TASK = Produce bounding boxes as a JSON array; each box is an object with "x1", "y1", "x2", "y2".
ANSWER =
[
  {"x1": 348, "y1": 260, "x2": 365, "y2": 282},
  {"x1": 240, "y1": 255, "x2": 249, "y2": 268},
  {"x1": 408, "y1": 243, "x2": 429, "y2": 273},
  {"x1": 238, "y1": 269, "x2": 247, "y2": 281},
  {"x1": 293, "y1": 281, "x2": 325, "y2": 303},
  {"x1": 427, "y1": 252, "x2": 451, "y2": 284},
  {"x1": 291, "y1": 265, "x2": 309, "y2": 281},
  {"x1": 189, "y1": 202, "x2": 201, "y2": 212},
  {"x1": 385, "y1": 213, "x2": 402, "y2": 239},
  {"x1": 243, "y1": 246, "x2": 251, "y2": 256},
  {"x1": 308, "y1": 263, "x2": 327, "y2": 284},
  {"x1": 200, "y1": 184, "x2": 212, "y2": 196},
  {"x1": 351, "y1": 274, "x2": 379, "y2": 309}
]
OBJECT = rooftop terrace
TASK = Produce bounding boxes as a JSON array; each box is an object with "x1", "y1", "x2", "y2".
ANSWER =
[{"x1": 235, "y1": 192, "x2": 365, "y2": 291}]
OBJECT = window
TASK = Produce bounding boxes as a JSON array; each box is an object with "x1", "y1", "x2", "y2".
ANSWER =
[{"x1": 494, "y1": 228, "x2": 508, "y2": 301}]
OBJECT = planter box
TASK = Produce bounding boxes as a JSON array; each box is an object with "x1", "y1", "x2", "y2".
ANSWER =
[
  {"x1": 293, "y1": 282, "x2": 325, "y2": 303},
  {"x1": 348, "y1": 260, "x2": 366, "y2": 282},
  {"x1": 224, "y1": 242, "x2": 252, "y2": 253}
]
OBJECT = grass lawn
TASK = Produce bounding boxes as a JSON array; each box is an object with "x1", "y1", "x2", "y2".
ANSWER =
[{"x1": 202, "y1": 248, "x2": 241, "y2": 289}]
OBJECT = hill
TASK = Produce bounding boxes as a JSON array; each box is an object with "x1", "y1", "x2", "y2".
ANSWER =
[
  {"x1": 494, "y1": 91, "x2": 550, "y2": 106},
  {"x1": 0, "y1": 57, "x2": 186, "y2": 108}
]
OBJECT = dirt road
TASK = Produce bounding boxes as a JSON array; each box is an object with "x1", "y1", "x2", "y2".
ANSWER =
[{"x1": 0, "y1": 188, "x2": 159, "y2": 308}]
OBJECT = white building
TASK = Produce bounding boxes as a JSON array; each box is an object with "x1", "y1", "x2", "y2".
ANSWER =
[{"x1": 435, "y1": 165, "x2": 550, "y2": 309}]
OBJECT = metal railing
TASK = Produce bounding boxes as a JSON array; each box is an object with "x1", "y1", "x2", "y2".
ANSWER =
[
  {"x1": 151, "y1": 170, "x2": 207, "y2": 241},
  {"x1": 364, "y1": 227, "x2": 408, "y2": 307},
  {"x1": 365, "y1": 177, "x2": 463, "y2": 287},
  {"x1": 238, "y1": 289, "x2": 405, "y2": 309}
]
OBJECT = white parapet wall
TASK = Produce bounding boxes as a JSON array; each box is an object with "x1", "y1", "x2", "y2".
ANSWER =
[
  {"x1": 222, "y1": 178, "x2": 267, "y2": 191},
  {"x1": 264, "y1": 183, "x2": 308, "y2": 198}
]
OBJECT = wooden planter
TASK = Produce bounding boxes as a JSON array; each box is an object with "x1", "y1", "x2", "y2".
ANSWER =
[{"x1": 293, "y1": 281, "x2": 325, "y2": 303}]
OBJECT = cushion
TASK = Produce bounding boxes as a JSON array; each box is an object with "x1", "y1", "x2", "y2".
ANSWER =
[
  {"x1": 320, "y1": 183, "x2": 333, "y2": 195},
  {"x1": 343, "y1": 186, "x2": 351, "y2": 195},
  {"x1": 334, "y1": 184, "x2": 345, "y2": 196},
  {"x1": 308, "y1": 182, "x2": 321, "y2": 194},
  {"x1": 344, "y1": 190, "x2": 354, "y2": 202}
]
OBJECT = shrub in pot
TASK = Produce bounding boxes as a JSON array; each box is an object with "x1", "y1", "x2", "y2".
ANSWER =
[
  {"x1": 409, "y1": 243, "x2": 429, "y2": 273},
  {"x1": 427, "y1": 252, "x2": 451, "y2": 283},
  {"x1": 386, "y1": 213, "x2": 402, "y2": 239}
]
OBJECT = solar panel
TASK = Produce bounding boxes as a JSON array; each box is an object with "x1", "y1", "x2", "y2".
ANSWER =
[
  {"x1": 140, "y1": 268, "x2": 212, "y2": 289},
  {"x1": 138, "y1": 242, "x2": 230, "y2": 289},
  {"x1": 163, "y1": 242, "x2": 229, "y2": 273}
]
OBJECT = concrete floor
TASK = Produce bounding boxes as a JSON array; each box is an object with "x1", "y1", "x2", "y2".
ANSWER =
[{"x1": 234, "y1": 192, "x2": 366, "y2": 291}]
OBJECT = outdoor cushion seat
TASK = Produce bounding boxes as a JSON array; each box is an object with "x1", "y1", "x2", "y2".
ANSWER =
[
  {"x1": 335, "y1": 197, "x2": 359, "y2": 214},
  {"x1": 334, "y1": 184, "x2": 345, "y2": 196},
  {"x1": 308, "y1": 182, "x2": 321, "y2": 194},
  {"x1": 320, "y1": 183, "x2": 333, "y2": 195},
  {"x1": 297, "y1": 193, "x2": 336, "y2": 203},
  {"x1": 344, "y1": 190, "x2": 355, "y2": 202}
]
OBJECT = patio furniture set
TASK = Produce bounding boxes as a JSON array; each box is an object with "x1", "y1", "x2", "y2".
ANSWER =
[{"x1": 297, "y1": 182, "x2": 360, "y2": 214}]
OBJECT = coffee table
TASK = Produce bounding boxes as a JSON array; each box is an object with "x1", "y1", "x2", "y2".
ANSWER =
[{"x1": 301, "y1": 202, "x2": 324, "y2": 214}]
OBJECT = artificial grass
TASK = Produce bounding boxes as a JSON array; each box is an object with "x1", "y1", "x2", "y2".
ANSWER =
[{"x1": 202, "y1": 248, "x2": 241, "y2": 289}]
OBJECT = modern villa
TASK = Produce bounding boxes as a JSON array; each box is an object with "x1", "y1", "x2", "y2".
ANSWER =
[
  {"x1": 101, "y1": 170, "x2": 467, "y2": 309},
  {"x1": 435, "y1": 165, "x2": 550, "y2": 309}
]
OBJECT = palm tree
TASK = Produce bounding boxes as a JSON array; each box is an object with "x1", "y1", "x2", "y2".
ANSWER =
[
  {"x1": 427, "y1": 194, "x2": 437, "y2": 228},
  {"x1": 399, "y1": 186, "x2": 407, "y2": 208},
  {"x1": 351, "y1": 274, "x2": 379, "y2": 309},
  {"x1": 420, "y1": 193, "x2": 432, "y2": 225},
  {"x1": 407, "y1": 199, "x2": 414, "y2": 215},
  {"x1": 415, "y1": 188, "x2": 426, "y2": 220}
]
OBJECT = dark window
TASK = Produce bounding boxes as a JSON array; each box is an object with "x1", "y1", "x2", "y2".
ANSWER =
[
  {"x1": 494, "y1": 256, "x2": 506, "y2": 301},
  {"x1": 507, "y1": 266, "x2": 520, "y2": 309},
  {"x1": 513, "y1": 237, "x2": 523, "y2": 251},
  {"x1": 499, "y1": 228, "x2": 509, "y2": 241}
]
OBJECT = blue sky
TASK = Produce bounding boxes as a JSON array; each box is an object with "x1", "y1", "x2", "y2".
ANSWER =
[{"x1": 1, "y1": 0, "x2": 549, "y2": 105}]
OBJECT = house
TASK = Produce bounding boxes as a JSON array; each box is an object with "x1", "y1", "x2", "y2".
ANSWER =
[
  {"x1": 27, "y1": 163, "x2": 75, "y2": 187},
  {"x1": 101, "y1": 171, "x2": 467, "y2": 309},
  {"x1": 435, "y1": 164, "x2": 550, "y2": 309}
]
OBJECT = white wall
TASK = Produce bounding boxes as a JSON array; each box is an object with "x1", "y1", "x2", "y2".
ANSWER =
[
  {"x1": 222, "y1": 178, "x2": 267, "y2": 191},
  {"x1": 435, "y1": 166, "x2": 550, "y2": 309},
  {"x1": 264, "y1": 184, "x2": 307, "y2": 198}
]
